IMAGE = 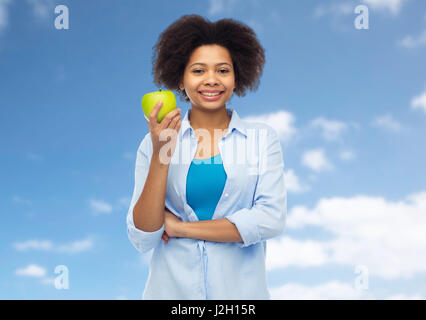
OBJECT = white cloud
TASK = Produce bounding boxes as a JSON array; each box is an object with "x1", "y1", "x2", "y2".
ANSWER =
[
  {"x1": 270, "y1": 11, "x2": 282, "y2": 26},
  {"x1": 270, "y1": 281, "x2": 370, "y2": 300},
  {"x1": 26, "y1": 0, "x2": 54, "y2": 20},
  {"x1": 1, "y1": 0, "x2": 63, "y2": 35},
  {"x1": 13, "y1": 240, "x2": 53, "y2": 251},
  {"x1": 56, "y1": 237, "x2": 94, "y2": 254},
  {"x1": 89, "y1": 199, "x2": 113, "y2": 215},
  {"x1": 314, "y1": 0, "x2": 407, "y2": 22},
  {"x1": 207, "y1": 0, "x2": 239, "y2": 15},
  {"x1": 372, "y1": 114, "x2": 403, "y2": 131},
  {"x1": 386, "y1": 294, "x2": 423, "y2": 300},
  {"x1": 15, "y1": 264, "x2": 47, "y2": 278},
  {"x1": 362, "y1": 0, "x2": 406, "y2": 15},
  {"x1": 267, "y1": 236, "x2": 329, "y2": 270},
  {"x1": 244, "y1": 18, "x2": 264, "y2": 35},
  {"x1": 242, "y1": 110, "x2": 297, "y2": 144},
  {"x1": 398, "y1": 30, "x2": 426, "y2": 48},
  {"x1": 310, "y1": 117, "x2": 348, "y2": 141},
  {"x1": 207, "y1": 0, "x2": 224, "y2": 15},
  {"x1": 123, "y1": 152, "x2": 135, "y2": 160},
  {"x1": 26, "y1": 152, "x2": 43, "y2": 161},
  {"x1": 339, "y1": 150, "x2": 356, "y2": 161},
  {"x1": 40, "y1": 277, "x2": 56, "y2": 286},
  {"x1": 13, "y1": 237, "x2": 94, "y2": 254},
  {"x1": 54, "y1": 64, "x2": 66, "y2": 82},
  {"x1": 313, "y1": 1, "x2": 354, "y2": 18},
  {"x1": 411, "y1": 90, "x2": 426, "y2": 113},
  {"x1": 12, "y1": 196, "x2": 33, "y2": 206},
  {"x1": 90, "y1": 197, "x2": 130, "y2": 215},
  {"x1": 14, "y1": 265, "x2": 62, "y2": 288},
  {"x1": 266, "y1": 191, "x2": 426, "y2": 280},
  {"x1": 302, "y1": 149, "x2": 333, "y2": 172},
  {"x1": 117, "y1": 196, "x2": 131, "y2": 208},
  {"x1": 284, "y1": 169, "x2": 310, "y2": 193},
  {"x1": 0, "y1": 0, "x2": 12, "y2": 34}
]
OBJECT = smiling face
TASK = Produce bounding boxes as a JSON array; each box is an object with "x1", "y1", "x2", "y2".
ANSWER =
[{"x1": 179, "y1": 44, "x2": 236, "y2": 111}]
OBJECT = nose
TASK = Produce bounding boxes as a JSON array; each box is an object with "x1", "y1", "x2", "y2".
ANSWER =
[{"x1": 203, "y1": 69, "x2": 220, "y2": 87}]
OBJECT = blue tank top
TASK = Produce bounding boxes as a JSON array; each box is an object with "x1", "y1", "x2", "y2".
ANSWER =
[{"x1": 186, "y1": 153, "x2": 227, "y2": 221}]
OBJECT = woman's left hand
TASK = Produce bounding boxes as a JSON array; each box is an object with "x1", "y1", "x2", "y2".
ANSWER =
[{"x1": 162, "y1": 209, "x2": 184, "y2": 243}]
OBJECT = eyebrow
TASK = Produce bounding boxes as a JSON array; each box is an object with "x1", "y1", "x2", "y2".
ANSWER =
[{"x1": 190, "y1": 62, "x2": 232, "y2": 68}]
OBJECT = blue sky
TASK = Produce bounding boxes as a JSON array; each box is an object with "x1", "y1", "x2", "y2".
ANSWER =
[{"x1": 1, "y1": 0, "x2": 425, "y2": 299}]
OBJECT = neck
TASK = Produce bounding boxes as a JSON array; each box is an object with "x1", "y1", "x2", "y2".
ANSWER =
[{"x1": 189, "y1": 107, "x2": 231, "y2": 134}]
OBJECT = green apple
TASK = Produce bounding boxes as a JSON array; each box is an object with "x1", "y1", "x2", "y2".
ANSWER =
[{"x1": 142, "y1": 89, "x2": 177, "y2": 123}]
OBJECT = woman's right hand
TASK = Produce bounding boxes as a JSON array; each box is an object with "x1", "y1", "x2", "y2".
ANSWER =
[{"x1": 145, "y1": 101, "x2": 182, "y2": 164}]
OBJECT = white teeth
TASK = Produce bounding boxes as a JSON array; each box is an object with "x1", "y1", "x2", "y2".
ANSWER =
[{"x1": 200, "y1": 92, "x2": 222, "y2": 96}]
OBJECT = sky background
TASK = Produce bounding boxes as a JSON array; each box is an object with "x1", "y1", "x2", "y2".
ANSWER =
[{"x1": 1, "y1": 0, "x2": 425, "y2": 299}]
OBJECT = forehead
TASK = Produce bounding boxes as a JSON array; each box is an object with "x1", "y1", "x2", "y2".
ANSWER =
[{"x1": 187, "y1": 44, "x2": 233, "y2": 66}]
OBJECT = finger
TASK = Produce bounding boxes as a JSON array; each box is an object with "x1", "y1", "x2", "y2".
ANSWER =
[
  {"x1": 159, "y1": 111, "x2": 180, "y2": 133},
  {"x1": 176, "y1": 118, "x2": 182, "y2": 132},
  {"x1": 170, "y1": 110, "x2": 182, "y2": 129},
  {"x1": 159, "y1": 108, "x2": 181, "y2": 131},
  {"x1": 168, "y1": 113, "x2": 182, "y2": 130},
  {"x1": 163, "y1": 234, "x2": 169, "y2": 243},
  {"x1": 174, "y1": 118, "x2": 182, "y2": 131},
  {"x1": 149, "y1": 101, "x2": 163, "y2": 124},
  {"x1": 144, "y1": 114, "x2": 150, "y2": 126},
  {"x1": 162, "y1": 233, "x2": 167, "y2": 241},
  {"x1": 172, "y1": 112, "x2": 182, "y2": 131}
]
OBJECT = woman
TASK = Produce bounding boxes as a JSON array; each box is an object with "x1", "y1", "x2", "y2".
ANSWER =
[{"x1": 126, "y1": 14, "x2": 286, "y2": 299}]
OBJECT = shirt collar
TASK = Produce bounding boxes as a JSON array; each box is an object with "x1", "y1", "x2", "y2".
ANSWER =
[{"x1": 181, "y1": 107, "x2": 247, "y2": 139}]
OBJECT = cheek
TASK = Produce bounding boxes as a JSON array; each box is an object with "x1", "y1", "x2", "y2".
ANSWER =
[{"x1": 225, "y1": 78, "x2": 236, "y2": 91}]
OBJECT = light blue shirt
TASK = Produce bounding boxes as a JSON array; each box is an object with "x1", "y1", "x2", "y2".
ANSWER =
[{"x1": 126, "y1": 107, "x2": 287, "y2": 300}]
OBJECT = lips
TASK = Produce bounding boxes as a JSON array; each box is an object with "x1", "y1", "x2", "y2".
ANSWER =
[
  {"x1": 199, "y1": 90, "x2": 224, "y2": 93},
  {"x1": 198, "y1": 91, "x2": 225, "y2": 101}
]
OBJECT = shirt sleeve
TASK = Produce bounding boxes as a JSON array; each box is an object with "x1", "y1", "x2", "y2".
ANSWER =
[
  {"x1": 126, "y1": 134, "x2": 165, "y2": 253},
  {"x1": 225, "y1": 126, "x2": 287, "y2": 248}
]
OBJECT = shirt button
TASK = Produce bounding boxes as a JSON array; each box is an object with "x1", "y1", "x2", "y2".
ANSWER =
[{"x1": 224, "y1": 193, "x2": 229, "y2": 197}]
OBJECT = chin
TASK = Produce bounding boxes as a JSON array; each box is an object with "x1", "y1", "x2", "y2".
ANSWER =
[{"x1": 196, "y1": 104, "x2": 226, "y2": 111}]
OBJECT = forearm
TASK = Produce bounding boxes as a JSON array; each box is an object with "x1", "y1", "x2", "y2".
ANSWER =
[
  {"x1": 133, "y1": 154, "x2": 169, "y2": 232},
  {"x1": 179, "y1": 218, "x2": 243, "y2": 243}
]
